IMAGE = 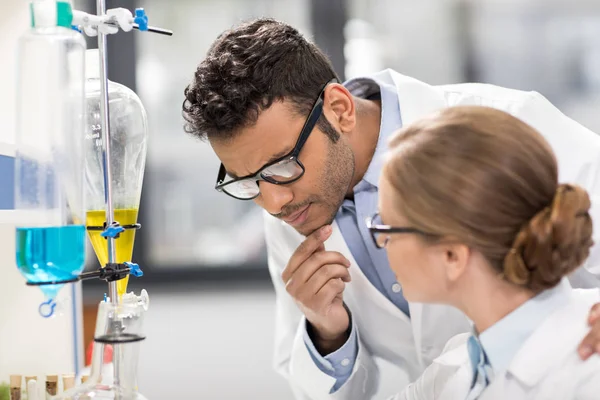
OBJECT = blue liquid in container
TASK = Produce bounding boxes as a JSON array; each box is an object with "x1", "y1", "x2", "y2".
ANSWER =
[{"x1": 16, "y1": 225, "x2": 86, "y2": 299}]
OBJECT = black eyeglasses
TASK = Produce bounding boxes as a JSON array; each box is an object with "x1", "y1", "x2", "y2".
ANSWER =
[
  {"x1": 215, "y1": 78, "x2": 339, "y2": 200},
  {"x1": 366, "y1": 212, "x2": 435, "y2": 249}
]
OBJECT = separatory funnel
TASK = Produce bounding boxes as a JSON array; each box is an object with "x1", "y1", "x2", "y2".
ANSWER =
[
  {"x1": 14, "y1": 0, "x2": 87, "y2": 317},
  {"x1": 84, "y1": 49, "x2": 148, "y2": 298}
]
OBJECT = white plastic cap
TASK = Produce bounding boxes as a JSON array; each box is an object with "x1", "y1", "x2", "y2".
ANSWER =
[
  {"x1": 85, "y1": 49, "x2": 100, "y2": 79},
  {"x1": 31, "y1": 0, "x2": 58, "y2": 28},
  {"x1": 31, "y1": 0, "x2": 74, "y2": 28}
]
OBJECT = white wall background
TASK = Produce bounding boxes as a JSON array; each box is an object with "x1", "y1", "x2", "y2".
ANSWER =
[
  {"x1": 0, "y1": 0, "x2": 25, "y2": 147},
  {"x1": 134, "y1": 285, "x2": 294, "y2": 399}
]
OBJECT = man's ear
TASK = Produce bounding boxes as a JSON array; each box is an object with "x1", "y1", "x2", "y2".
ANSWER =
[{"x1": 324, "y1": 83, "x2": 355, "y2": 133}]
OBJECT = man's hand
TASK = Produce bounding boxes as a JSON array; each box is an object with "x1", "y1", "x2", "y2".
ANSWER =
[
  {"x1": 282, "y1": 225, "x2": 352, "y2": 355},
  {"x1": 578, "y1": 303, "x2": 600, "y2": 359}
]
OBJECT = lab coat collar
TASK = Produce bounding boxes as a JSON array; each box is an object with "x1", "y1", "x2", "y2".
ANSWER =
[
  {"x1": 432, "y1": 280, "x2": 576, "y2": 372},
  {"x1": 344, "y1": 71, "x2": 403, "y2": 189},
  {"x1": 479, "y1": 278, "x2": 572, "y2": 374},
  {"x1": 386, "y1": 69, "x2": 448, "y2": 126},
  {"x1": 348, "y1": 69, "x2": 448, "y2": 128},
  {"x1": 433, "y1": 337, "x2": 470, "y2": 367},
  {"x1": 506, "y1": 283, "x2": 599, "y2": 388},
  {"x1": 342, "y1": 68, "x2": 449, "y2": 188}
]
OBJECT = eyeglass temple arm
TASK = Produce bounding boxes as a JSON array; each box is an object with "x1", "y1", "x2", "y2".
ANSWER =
[
  {"x1": 292, "y1": 78, "x2": 337, "y2": 155},
  {"x1": 293, "y1": 100, "x2": 324, "y2": 156},
  {"x1": 215, "y1": 163, "x2": 227, "y2": 186}
]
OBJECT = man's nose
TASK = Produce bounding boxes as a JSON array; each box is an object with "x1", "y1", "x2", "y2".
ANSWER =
[{"x1": 254, "y1": 181, "x2": 294, "y2": 215}]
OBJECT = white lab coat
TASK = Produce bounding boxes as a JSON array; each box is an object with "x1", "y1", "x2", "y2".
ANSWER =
[
  {"x1": 393, "y1": 285, "x2": 600, "y2": 400},
  {"x1": 265, "y1": 69, "x2": 600, "y2": 400}
]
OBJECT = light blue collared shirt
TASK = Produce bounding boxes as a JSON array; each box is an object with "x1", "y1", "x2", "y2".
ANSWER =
[
  {"x1": 303, "y1": 71, "x2": 409, "y2": 392},
  {"x1": 479, "y1": 279, "x2": 573, "y2": 374}
]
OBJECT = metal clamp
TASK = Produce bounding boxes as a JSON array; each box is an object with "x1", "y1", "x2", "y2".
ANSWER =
[
  {"x1": 101, "y1": 222, "x2": 125, "y2": 239},
  {"x1": 72, "y1": 7, "x2": 173, "y2": 37},
  {"x1": 76, "y1": 262, "x2": 144, "y2": 283},
  {"x1": 86, "y1": 221, "x2": 142, "y2": 240}
]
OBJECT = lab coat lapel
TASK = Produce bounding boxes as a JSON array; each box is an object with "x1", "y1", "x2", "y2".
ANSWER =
[
  {"x1": 327, "y1": 221, "x2": 429, "y2": 373},
  {"x1": 385, "y1": 70, "x2": 447, "y2": 367},
  {"x1": 326, "y1": 221, "x2": 411, "y2": 322}
]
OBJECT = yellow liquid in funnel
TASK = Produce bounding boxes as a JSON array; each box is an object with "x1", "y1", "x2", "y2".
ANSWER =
[{"x1": 86, "y1": 208, "x2": 139, "y2": 298}]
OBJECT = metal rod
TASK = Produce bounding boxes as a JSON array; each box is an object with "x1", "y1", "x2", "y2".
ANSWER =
[
  {"x1": 132, "y1": 24, "x2": 173, "y2": 36},
  {"x1": 95, "y1": 0, "x2": 118, "y2": 304},
  {"x1": 96, "y1": 0, "x2": 120, "y2": 395}
]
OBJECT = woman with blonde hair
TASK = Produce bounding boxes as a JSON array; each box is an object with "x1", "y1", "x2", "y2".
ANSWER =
[{"x1": 370, "y1": 106, "x2": 600, "y2": 399}]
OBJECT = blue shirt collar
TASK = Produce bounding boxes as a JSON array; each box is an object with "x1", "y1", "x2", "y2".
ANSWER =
[
  {"x1": 479, "y1": 278, "x2": 573, "y2": 374},
  {"x1": 343, "y1": 74, "x2": 403, "y2": 192}
]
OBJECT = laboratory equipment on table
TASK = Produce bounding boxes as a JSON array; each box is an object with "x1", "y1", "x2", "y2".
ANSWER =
[
  {"x1": 56, "y1": 291, "x2": 150, "y2": 400},
  {"x1": 68, "y1": 3, "x2": 167, "y2": 398},
  {"x1": 84, "y1": 48, "x2": 148, "y2": 299},
  {"x1": 12, "y1": 0, "x2": 172, "y2": 398},
  {"x1": 15, "y1": 0, "x2": 87, "y2": 318},
  {"x1": 5, "y1": 373, "x2": 81, "y2": 399}
]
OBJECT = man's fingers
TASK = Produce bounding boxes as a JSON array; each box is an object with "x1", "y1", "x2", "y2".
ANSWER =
[
  {"x1": 294, "y1": 225, "x2": 331, "y2": 260},
  {"x1": 288, "y1": 251, "x2": 350, "y2": 287},
  {"x1": 282, "y1": 225, "x2": 332, "y2": 282},
  {"x1": 578, "y1": 322, "x2": 600, "y2": 360},
  {"x1": 577, "y1": 303, "x2": 600, "y2": 360},
  {"x1": 305, "y1": 264, "x2": 351, "y2": 296},
  {"x1": 314, "y1": 278, "x2": 346, "y2": 312},
  {"x1": 588, "y1": 303, "x2": 600, "y2": 325}
]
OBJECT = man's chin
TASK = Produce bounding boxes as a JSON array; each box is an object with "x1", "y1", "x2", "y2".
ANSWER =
[
  {"x1": 294, "y1": 224, "x2": 316, "y2": 237},
  {"x1": 292, "y1": 214, "x2": 337, "y2": 237}
]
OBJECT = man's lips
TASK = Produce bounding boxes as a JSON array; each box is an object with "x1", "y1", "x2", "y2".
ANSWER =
[{"x1": 282, "y1": 204, "x2": 311, "y2": 224}]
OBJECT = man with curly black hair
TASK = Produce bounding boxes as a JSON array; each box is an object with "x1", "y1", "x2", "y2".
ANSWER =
[{"x1": 183, "y1": 18, "x2": 600, "y2": 400}]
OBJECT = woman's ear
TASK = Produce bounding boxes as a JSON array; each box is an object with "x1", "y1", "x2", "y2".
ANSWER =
[
  {"x1": 443, "y1": 243, "x2": 471, "y2": 283},
  {"x1": 324, "y1": 83, "x2": 356, "y2": 133}
]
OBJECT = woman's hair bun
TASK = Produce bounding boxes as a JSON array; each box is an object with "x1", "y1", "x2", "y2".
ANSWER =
[{"x1": 503, "y1": 184, "x2": 593, "y2": 291}]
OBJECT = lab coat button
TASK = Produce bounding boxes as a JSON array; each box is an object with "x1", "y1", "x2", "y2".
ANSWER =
[
  {"x1": 392, "y1": 283, "x2": 402, "y2": 293},
  {"x1": 341, "y1": 358, "x2": 350, "y2": 367}
]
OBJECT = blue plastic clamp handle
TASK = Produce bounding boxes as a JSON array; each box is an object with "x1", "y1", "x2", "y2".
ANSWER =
[
  {"x1": 101, "y1": 224, "x2": 125, "y2": 238},
  {"x1": 39, "y1": 298, "x2": 57, "y2": 318},
  {"x1": 71, "y1": 25, "x2": 82, "y2": 33},
  {"x1": 134, "y1": 8, "x2": 148, "y2": 31},
  {"x1": 124, "y1": 262, "x2": 144, "y2": 277}
]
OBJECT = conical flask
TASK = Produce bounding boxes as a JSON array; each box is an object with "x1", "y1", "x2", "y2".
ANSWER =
[
  {"x1": 84, "y1": 49, "x2": 148, "y2": 298},
  {"x1": 56, "y1": 290, "x2": 150, "y2": 399},
  {"x1": 14, "y1": 0, "x2": 87, "y2": 317}
]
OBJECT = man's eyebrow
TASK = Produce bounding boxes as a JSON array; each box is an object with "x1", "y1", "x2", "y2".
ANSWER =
[
  {"x1": 227, "y1": 170, "x2": 240, "y2": 180},
  {"x1": 228, "y1": 148, "x2": 294, "y2": 179},
  {"x1": 265, "y1": 148, "x2": 293, "y2": 165}
]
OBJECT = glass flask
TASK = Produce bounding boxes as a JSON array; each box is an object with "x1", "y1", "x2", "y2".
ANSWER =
[
  {"x1": 84, "y1": 48, "x2": 148, "y2": 298},
  {"x1": 15, "y1": 0, "x2": 86, "y2": 317},
  {"x1": 56, "y1": 290, "x2": 150, "y2": 400}
]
